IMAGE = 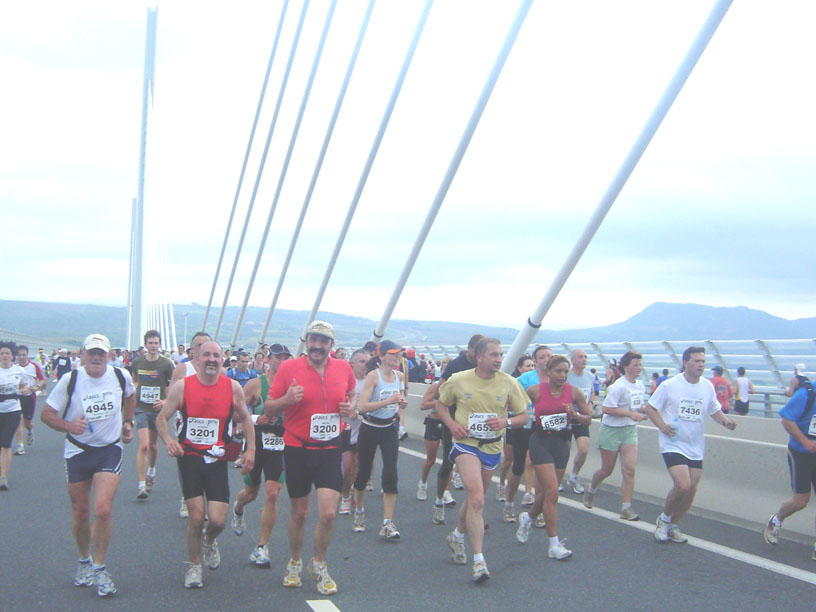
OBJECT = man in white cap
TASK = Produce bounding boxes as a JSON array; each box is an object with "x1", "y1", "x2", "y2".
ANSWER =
[
  {"x1": 786, "y1": 363, "x2": 810, "y2": 398},
  {"x1": 267, "y1": 321, "x2": 357, "y2": 595},
  {"x1": 41, "y1": 333, "x2": 136, "y2": 597}
]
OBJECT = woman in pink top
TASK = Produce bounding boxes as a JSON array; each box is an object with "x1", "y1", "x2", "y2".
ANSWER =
[{"x1": 515, "y1": 355, "x2": 591, "y2": 560}]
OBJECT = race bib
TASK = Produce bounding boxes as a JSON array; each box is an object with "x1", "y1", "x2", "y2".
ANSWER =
[
  {"x1": 262, "y1": 432, "x2": 284, "y2": 451},
  {"x1": 82, "y1": 391, "x2": 117, "y2": 423},
  {"x1": 310, "y1": 413, "x2": 341, "y2": 441},
  {"x1": 0, "y1": 382, "x2": 17, "y2": 396},
  {"x1": 186, "y1": 417, "x2": 219, "y2": 445},
  {"x1": 468, "y1": 413, "x2": 497, "y2": 439},
  {"x1": 580, "y1": 387, "x2": 591, "y2": 402},
  {"x1": 629, "y1": 392, "x2": 642, "y2": 412},
  {"x1": 139, "y1": 385, "x2": 160, "y2": 404},
  {"x1": 808, "y1": 415, "x2": 816, "y2": 437},
  {"x1": 540, "y1": 413, "x2": 568, "y2": 431},
  {"x1": 380, "y1": 389, "x2": 400, "y2": 402},
  {"x1": 678, "y1": 398, "x2": 703, "y2": 421}
]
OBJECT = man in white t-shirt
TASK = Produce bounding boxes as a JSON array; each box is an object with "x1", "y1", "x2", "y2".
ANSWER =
[
  {"x1": 644, "y1": 346, "x2": 736, "y2": 544},
  {"x1": 41, "y1": 333, "x2": 135, "y2": 597}
]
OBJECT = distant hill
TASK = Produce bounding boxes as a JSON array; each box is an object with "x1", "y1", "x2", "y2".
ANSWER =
[{"x1": 0, "y1": 299, "x2": 813, "y2": 348}]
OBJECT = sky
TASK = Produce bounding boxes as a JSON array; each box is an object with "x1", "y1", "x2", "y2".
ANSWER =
[{"x1": 2, "y1": 0, "x2": 815, "y2": 334}]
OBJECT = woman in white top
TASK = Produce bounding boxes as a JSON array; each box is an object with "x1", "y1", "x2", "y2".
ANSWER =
[
  {"x1": 582, "y1": 351, "x2": 647, "y2": 520},
  {"x1": 0, "y1": 342, "x2": 29, "y2": 491}
]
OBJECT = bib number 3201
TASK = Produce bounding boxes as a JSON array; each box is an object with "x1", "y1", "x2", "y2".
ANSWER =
[
  {"x1": 186, "y1": 417, "x2": 219, "y2": 445},
  {"x1": 468, "y1": 413, "x2": 497, "y2": 439},
  {"x1": 310, "y1": 413, "x2": 341, "y2": 441}
]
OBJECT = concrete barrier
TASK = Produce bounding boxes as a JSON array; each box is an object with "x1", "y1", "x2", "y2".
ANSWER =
[{"x1": 403, "y1": 382, "x2": 812, "y2": 544}]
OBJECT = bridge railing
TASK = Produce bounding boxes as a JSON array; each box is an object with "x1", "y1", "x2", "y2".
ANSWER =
[
  {"x1": 0, "y1": 328, "x2": 70, "y2": 353},
  {"x1": 406, "y1": 338, "x2": 816, "y2": 418}
]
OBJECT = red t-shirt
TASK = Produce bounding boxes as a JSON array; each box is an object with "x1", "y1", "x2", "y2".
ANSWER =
[
  {"x1": 710, "y1": 375, "x2": 732, "y2": 410},
  {"x1": 179, "y1": 375, "x2": 235, "y2": 458},
  {"x1": 269, "y1": 356, "x2": 356, "y2": 449}
]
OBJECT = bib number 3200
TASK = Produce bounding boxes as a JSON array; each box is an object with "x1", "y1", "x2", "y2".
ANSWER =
[
  {"x1": 310, "y1": 413, "x2": 341, "y2": 441},
  {"x1": 468, "y1": 413, "x2": 497, "y2": 439}
]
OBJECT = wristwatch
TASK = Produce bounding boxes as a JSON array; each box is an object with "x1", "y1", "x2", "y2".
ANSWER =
[
  {"x1": 123, "y1": 419, "x2": 134, "y2": 427},
  {"x1": 506, "y1": 418, "x2": 512, "y2": 429}
]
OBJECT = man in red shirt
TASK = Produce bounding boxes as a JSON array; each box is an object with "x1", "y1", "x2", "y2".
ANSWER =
[
  {"x1": 710, "y1": 366, "x2": 732, "y2": 414},
  {"x1": 267, "y1": 321, "x2": 356, "y2": 596}
]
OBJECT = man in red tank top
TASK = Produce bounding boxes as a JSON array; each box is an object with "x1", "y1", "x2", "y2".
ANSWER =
[{"x1": 157, "y1": 341, "x2": 256, "y2": 589}]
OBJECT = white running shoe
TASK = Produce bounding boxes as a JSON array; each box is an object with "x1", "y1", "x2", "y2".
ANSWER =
[
  {"x1": 282, "y1": 558, "x2": 303, "y2": 588},
  {"x1": 503, "y1": 505, "x2": 517, "y2": 523},
  {"x1": 534, "y1": 513, "x2": 547, "y2": 529},
  {"x1": 446, "y1": 532, "x2": 466, "y2": 565},
  {"x1": 548, "y1": 541, "x2": 573, "y2": 560},
  {"x1": 516, "y1": 513, "x2": 532, "y2": 543},
  {"x1": 763, "y1": 514, "x2": 780, "y2": 545},
  {"x1": 184, "y1": 563, "x2": 203, "y2": 588},
  {"x1": 145, "y1": 474, "x2": 155, "y2": 492},
  {"x1": 654, "y1": 516, "x2": 670, "y2": 542},
  {"x1": 232, "y1": 503, "x2": 245, "y2": 535},
  {"x1": 668, "y1": 525, "x2": 688, "y2": 543},
  {"x1": 583, "y1": 490, "x2": 595, "y2": 509},
  {"x1": 452, "y1": 472, "x2": 464, "y2": 490},
  {"x1": 26, "y1": 429, "x2": 34, "y2": 446},
  {"x1": 339, "y1": 497, "x2": 352, "y2": 515},
  {"x1": 136, "y1": 484, "x2": 148, "y2": 500},
  {"x1": 250, "y1": 545, "x2": 271, "y2": 567},
  {"x1": 569, "y1": 478, "x2": 585, "y2": 494},
  {"x1": 442, "y1": 490, "x2": 457, "y2": 507},
  {"x1": 74, "y1": 559, "x2": 94, "y2": 587},
  {"x1": 352, "y1": 511, "x2": 366, "y2": 533},
  {"x1": 432, "y1": 504, "x2": 446, "y2": 525},
  {"x1": 417, "y1": 481, "x2": 428, "y2": 501},
  {"x1": 472, "y1": 559, "x2": 490, "y2": 583},
  {"x1": 495, "y1": 484, "x2": 506, "y2": 502},
  {"x1": 93, "y1": 566, "x2": 117, "y2": 597},
  {"x1": 521, "y1": 492, "x2": 534, "y2": 506},
  {"x1": 308, "y1": 558, "x2": 338, "y2": 595},
  {"x1": 619, "y1": 507, "x2": 640, "y2": 521},
  {"x1": 14, "y1": 444, "x2": 25, "y2": 456},
  {"x1": 379, "y1": 521, "x2": 401, "y2": 540},
  {"x1": 202, "y1": 538, "x2": 220, "y2": 569},
  {"x1": 179, "y1": 498, "x2": 189, "y2": 518}
]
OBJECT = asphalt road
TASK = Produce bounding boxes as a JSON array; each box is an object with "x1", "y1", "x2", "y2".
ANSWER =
[{"x1": 1, "y1": 392, "x2": 815, "y2": 612}]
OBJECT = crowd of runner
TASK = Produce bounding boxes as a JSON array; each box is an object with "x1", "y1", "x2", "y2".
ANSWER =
[{"x1": 3, "y1": 326, "x2": 815, "y2": 599}]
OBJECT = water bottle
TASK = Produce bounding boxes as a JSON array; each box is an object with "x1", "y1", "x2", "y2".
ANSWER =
[{"x1": 671, "y1": 416, "x2": 679, "y2": 440}]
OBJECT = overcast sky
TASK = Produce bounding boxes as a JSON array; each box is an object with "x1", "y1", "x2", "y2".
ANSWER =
[{"x1": 2, "y1": 0, "x2": 814, "y2": 332}]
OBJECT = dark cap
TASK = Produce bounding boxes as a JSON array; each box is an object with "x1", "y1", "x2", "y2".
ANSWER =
[
  {"x1": 376, "y1": 340, "x2": 402, "y2": 358},
  {"x1": 269, "y1": 343, "x2": 292, "y2": 356},
  {"x1": 712, "y1": 365, "x2": 723, "y2": 374}
]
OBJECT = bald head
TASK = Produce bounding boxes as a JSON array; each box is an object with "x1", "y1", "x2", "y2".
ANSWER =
[
  {"x1": 570, "y1": 348, "x2": 588, "y2": 373},
  {"x1": 196, "y1": 341, "x2": 223, "y2": 377}
]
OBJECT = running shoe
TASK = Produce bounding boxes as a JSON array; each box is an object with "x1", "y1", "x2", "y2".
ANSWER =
[
  {"x1": 184, "y1": 563, "x2": 203, "y2": 588},
  {"x1": 145, "y1": 474, "x2": 155, "y2": 492},
  {"x1": 762, "y1": 514, "x2": 780, "y2": 545},
  {"x1": 503, "y1": 505, "x2": 516, "y2": 523},
  {"x1": 417, "y1": 480, "x2": 428, "y2": 501},
  {"x1": 179, "y1": 498, "x2": 188, "y2": 518},
  {"x1": 136, "y1": 484, "x2": 148, "y2": 500},
  {"x1": 516, "y1": 513, "x2": 532, "y2": 543},
  {"x1": 399, "y1": 427, "x2": 408, "y2": 441},
  {"x1": 14, "y1": 444, "x2": 25, "y2": 456},
  {"x1": 282, "y1": 558, "x2": 303, "y2": 587},
  {"x1": 203, "y1": 538, "x2": 220, "y2": 569},
  {"x1": 442, "y1": 490, "x2": 457, "y2": 507},
  {"x1": 26, "y1": 430, "x2": 33, "y2": 446},
  {"x1": 472, "y1": 559, "x2": 490, "y2": 583},
  {"x1": 654, "y1": 516, "x2": 670, "y2": 542},
  {"x1": 366, "y1": 479, "x2": 373, "y2": 491},
  {"x1": 308, "y1": 558, "x2": 338, "y2": 595},
  {"x1": 568, "y1": 478, "x2": 585, "y2": 494},
  {"x1": 432, "y1": 504, "x2": 446, "y2": 525},
  {"x1": 582, "y1": 489, "x2": 595, "y2": 509},
  {"x1": 446, "y1": 532, "x2": 467, "y2": 565},
  {"x1": 558, "y1": 483, "x2": 564, "y2": 493},
  {"x1": 521, "y1": 492, "x2": 534, "y2": 506},
  {"x1": 452, "y1": 472, "x2": 464, "y2": 490},
  {"x1": 352, "y1": 511, "x2": 366, "y2": 533},
  {"x1": 250, "y1": 545, "x2": 271, "y2": 567},
  {"x1": 534, "y1": 513, "x2": 547, "y2": 529},
  {"x1": 232, "y1": 503, "x2": 245, "y2": 535},
  {"x1": 339, "y1": 497, "x2": 352, "y2": 515},
  {"x1": 0, "y1": 476, "x2": 8, "y2": 491},
  {"x1": 94, "y1": 566, "x2": 116, "y2": 597},
  {"x1": 620, "y1": 507, "x2": 640, "y2": 521},
  {"x1": 495, "y1": 484, "x2": 506, "y2": 502},
  {"x1": 548, "y1": 541, "x2": 573, "y2": 560},
  {"x1": 668, "y1": 525, "x2": 688, "y2": 543},
  {"x1": 379, "y1": 521, "x2": 401, "y2": 540},
  {"x1": 74, "y1": 559, "x2": 94, "y2": 587}
]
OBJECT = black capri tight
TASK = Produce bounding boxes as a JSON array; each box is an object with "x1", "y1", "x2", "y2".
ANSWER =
[
  {"x1": 511, "y1": 428, "x2": 533, "y2": 476},
  {"x1": 353, "y1": 422, "x2": 399, "y2": 494}
]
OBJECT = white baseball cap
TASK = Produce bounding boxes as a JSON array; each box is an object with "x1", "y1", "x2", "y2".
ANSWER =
[{"x1": 83, "y1": 333, "x2": 111, "y2": 353}]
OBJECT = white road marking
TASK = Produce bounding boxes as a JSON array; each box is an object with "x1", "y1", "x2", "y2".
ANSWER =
[
  {"x1": 307, "y1": 600, "x2": 342, "y2": 612},
  {"x1": 398, "y1": 446, "x2": 816, "y2": 586}
]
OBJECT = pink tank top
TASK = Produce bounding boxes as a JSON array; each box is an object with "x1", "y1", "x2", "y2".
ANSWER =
[{"x1": 533, "y1": 383, "x2": 574, "y2": 430}]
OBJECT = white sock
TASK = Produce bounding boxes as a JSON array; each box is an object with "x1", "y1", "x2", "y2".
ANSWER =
[
  {"x1": 79, "y1": 556, "x2": 92, "y2": 564},
  {"x1": 505, "y1": 501, "x2": 514, "y2": 508},
  {"x1": 355, "y1": 508, "x2": 365, "y2": 515},
  {"x1": 473, "y1": 553, "x2": 484, "y2": 563},
  {"x1": 138, "y1": 480, "x2": 146, "y2": 489},
  {"x1": 92, "y1": 563, "x2": 106, "y2": 572},
  {"x1": 660, "y1": 512, "x2": 672, "y2": 523},
  {"x1": 521, "y1": 512, "x2": 532, "y2": 525},
  {"x1": 383, "y1": 519, "x2": 390, "y2": 525},
  {"x1": 622, "y1": 502, "x2": 631, "y2": 511},
  {"x1": 452, "y1": 528, "x2": 465, "y2": 541},
  {"x1": 569, "y1": 473, "x2": 578, "y2": 481},
  {"x1": 586, "y1": 485, "x2": 595, "y2": 494},
  {"x1": 436, "y1": 497, "x2": 445, "y2": 505},
  {"x1": 772, "y1": 514, "x2": 782, "y2": 526},
  {"x1": 147, "y1": 467, "x2": 156, "y2": 477},
  {"x1": 548, "y1": 536, "x2": 560, "y2": 547}
]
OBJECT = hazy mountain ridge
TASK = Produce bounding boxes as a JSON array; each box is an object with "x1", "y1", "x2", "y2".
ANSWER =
[{"x1": 0, "y1": 299, "x2": 813, "y2": 348}]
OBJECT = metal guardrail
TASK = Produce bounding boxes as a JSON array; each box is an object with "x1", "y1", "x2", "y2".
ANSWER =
[
  {"x1": 405, "y1": 338, "x2": 816, "y2": 418},
  {"x1": 0, "y1": 328, "x2": 72, "y2": 353}
]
